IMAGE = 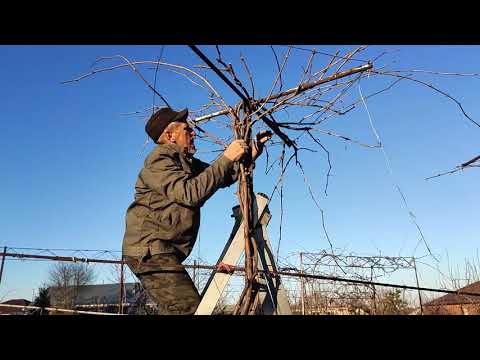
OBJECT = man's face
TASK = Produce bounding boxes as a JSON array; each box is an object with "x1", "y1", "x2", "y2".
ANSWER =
[{"x1": 172, "y1": 122, "x2": 196, "y2": 155}]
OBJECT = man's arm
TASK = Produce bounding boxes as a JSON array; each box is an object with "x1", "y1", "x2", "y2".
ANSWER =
[
  {"x1": 193, "y1": 157, "x2": 239, "y2": 187},
  {"x1": 141, "y1": 153, "x2": 237, "y2": 208}
]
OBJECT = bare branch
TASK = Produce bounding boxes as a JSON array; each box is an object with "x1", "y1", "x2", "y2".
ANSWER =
[
  {"x1": 389, "y1": 69, "x2": 480, "y2": 77},
  {"x1": 306, "y1": 130, "x2": 332, "y2": 196},
  {"x1": 281, "y1": 45, "x2": 371, "y2": 63},
  {"x1": 276, "y1": 145, "x2": 286, "y2": 264},
  {"x1": 270, "y1": 46, "x2": 284, "y2": 94},
  {"x1": 151, "y1": 45, "x2": 170, "y2": 109},
  {"x1": 240, "y1": 52, "x2": 255, "y2": 99},
  {"x1": 295, "y1": 159, "x2": 346, "y2": 274},
  {"x1": 191, "y1": 62, "x2": 373, "y2": 124},
  {"x1": 311, "y1": 128, "x2": 381, "y2": 149},
  {"x1": 62, "y1": 58, "x2": 228, "y2": 108},
  {"x1": 215, "y1": 45, "x2": 251, "y2": 100},
  {"x1": 373, "y1": 70, "x2": 480, "y2": 128},
  {"x1": 163, "y1": 68, "x2": 209, "y2": 91},
  {"x1": 358, "y1": 83, "x2": 437, "y2": 263},
  {"x1": 334, "y1": 46, "x2": 369, "y2": 74},
  {"x1": 425, "y1": 154, "x2": 480, "y2": 180}
]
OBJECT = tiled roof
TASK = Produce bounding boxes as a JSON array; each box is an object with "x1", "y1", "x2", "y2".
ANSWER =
[
  {"x1": 0, "y1": 299, "x2": 32, "y2": 314},
  {"x1": 424, "y1": 281, "x2": 480, "y2": 306},
  {"x1": 1, "y1": 299, "x2": 31, "y2": 306}
]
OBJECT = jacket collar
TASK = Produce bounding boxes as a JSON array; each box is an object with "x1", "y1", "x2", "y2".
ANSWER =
[{"x1": 157, "y1": 143, "x2": 194, "y2": 162}]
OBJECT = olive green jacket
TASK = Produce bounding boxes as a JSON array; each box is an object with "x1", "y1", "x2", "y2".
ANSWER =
[{"x1": 122, "y1": 143, "x2": 239, "y2": 261}]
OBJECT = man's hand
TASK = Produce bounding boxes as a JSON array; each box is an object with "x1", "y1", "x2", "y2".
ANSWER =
[
  {"x1": 216, "y1": 262, "x2": 236, "y2": 274},
  {"x1": 252, "y1": 130, "x2": 273, "y2": 161},
  {"x1": 224, "y1": 139, "x2": 249, "y2": 162}
]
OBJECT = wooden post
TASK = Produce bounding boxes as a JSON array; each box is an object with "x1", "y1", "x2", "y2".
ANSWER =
[
  {"x1": 119, "y1": 258, "x2": 125, "y2": 314},
  {"x1": 193, "y1": 260, "x2": 196, "y2": 284},
  {"x1": 196, "y1": 260, "x2": 201, "y2": 290},
  {"x1": 370, "y1": 266, "x2": 377, "y2": 315},
  {"x1": 192, "y1": 260, "x2": 200, "y2": 291},
  {"x1": 197, "y1": 261, "x2": 201, "y2": 290},
  {"x1": 300, "y1": 252, "x2": 306, "y2": 315},
  {"x1": 413, "y1": 258, "x2": 424, "y2": 315},
  {"x1": 0, "y1": 246, "x2": 6, "y2": 286}
]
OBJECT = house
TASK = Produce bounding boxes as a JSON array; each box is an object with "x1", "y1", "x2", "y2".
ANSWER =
[
  {"x1": 423, "y1": 281, "x2": 480, "y2": 315},
  {"x1": 48, "y1": 282, "x2": 157, "y2": 314},
  {"x1": 0, "y1": 299, "x2": 31, "y2": 315}
]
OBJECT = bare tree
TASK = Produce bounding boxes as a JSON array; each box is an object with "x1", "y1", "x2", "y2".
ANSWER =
[
  {"x1": 426, "y1": 154, "x2": 480, "y2": 180},
  {"x1": 437, "y1": 253, "x2": 480, "y2": 292},
  {"x1": 47, "y1": 262, "x2": 95, "y2": 309},
  {"x1": 63, "y1": 45, "x2": 479, "y2": 314}
]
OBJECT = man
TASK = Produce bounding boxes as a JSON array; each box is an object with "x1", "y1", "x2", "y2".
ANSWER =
[{"x1": 122, "y1": 107, "x2": 271, "y2": 315}]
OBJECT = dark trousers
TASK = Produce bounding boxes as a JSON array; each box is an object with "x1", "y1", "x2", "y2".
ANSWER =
[{"x1": 125, "y1": 253, "x2": 200, "y2": 315}]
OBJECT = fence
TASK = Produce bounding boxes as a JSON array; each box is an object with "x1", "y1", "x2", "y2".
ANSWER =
[{"x1": 1, "y1": 247, "x2": 479, "y2": 315}]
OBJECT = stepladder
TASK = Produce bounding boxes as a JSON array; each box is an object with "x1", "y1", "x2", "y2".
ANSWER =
[{"x1": 195, "y1": 193, "x2": 292, "y2": 315}]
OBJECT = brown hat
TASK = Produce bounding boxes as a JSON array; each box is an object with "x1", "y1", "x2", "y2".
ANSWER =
[{"x1": 145, "y1": 107, "x2": 189, "y2": 143}]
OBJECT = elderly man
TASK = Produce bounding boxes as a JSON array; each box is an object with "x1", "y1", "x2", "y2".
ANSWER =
[{"x1": 122, "y1": 107, "x2": 270, "y2": 315}]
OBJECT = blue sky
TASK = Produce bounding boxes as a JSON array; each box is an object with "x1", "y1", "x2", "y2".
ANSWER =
[{"x1": 0, "y1": 45, "x2": 479, "y2": 301}]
